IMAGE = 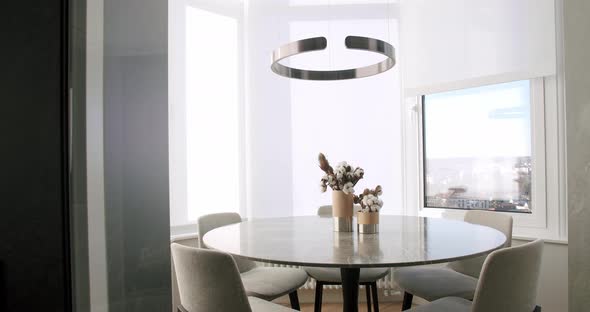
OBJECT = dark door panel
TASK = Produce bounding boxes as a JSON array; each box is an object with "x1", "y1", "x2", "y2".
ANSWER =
[{"x1": 0, "y1": 1, "x2": 71, "y2": 311}]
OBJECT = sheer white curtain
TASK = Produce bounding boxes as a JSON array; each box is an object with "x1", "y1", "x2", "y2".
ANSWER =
[
  {"x1": 169, "y1": 0, "x2": 244, "y2": 227},
  {"x1": 245, "y1": 0, "x2": 404, "y2": 218}
]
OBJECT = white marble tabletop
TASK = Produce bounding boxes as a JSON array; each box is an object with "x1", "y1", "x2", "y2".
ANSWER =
[{"x1": 202, "y1": 215, "x2": 507, "y2": 268}]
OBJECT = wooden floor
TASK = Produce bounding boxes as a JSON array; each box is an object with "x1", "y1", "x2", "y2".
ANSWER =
[{"x1": 290, "y1": 302, "x2": 404, "y2": 312}]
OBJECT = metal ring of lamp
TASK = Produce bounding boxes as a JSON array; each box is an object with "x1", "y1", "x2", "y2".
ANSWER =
[{"x1": 270, "y1": 36, "x2": 395, "y2": 80}]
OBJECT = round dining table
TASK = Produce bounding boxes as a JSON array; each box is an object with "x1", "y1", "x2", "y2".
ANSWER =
[{"x1": 203, "y1": 215, "x2": 506, "y2": 312}]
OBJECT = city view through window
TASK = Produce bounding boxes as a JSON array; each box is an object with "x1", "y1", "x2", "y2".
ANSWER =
[{"x1": 423, "y1": 80, "x2": 532, "y2": 213}]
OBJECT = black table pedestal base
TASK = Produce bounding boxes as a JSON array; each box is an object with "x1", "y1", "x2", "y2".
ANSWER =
[{"x1": 340, "y1": 268, "x2": 360, "y2": 312}]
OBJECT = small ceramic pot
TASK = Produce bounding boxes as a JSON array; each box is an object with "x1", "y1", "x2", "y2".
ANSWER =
[{"x1": 357, "y1": 211, "x2": 379, "y2": 234}]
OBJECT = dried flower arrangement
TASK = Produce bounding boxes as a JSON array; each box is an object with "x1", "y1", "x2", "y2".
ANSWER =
[
  {"x1": 318, "y1": 153, "x2": 364, "y2": 194},
  {"x1": 355, "y1": 185, "x2": 383, "y2": 213}
]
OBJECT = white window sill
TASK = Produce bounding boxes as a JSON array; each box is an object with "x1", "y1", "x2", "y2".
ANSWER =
[
  {"x1": 171, "y1": 232, "x2": 198, "y2": 243},
  {"x1": 513, "y1": 235, "x2": 568, "y2": 245},
  {"x1": 419, "y1": 207, "x2": 567, "y2": 243},
  {"x1": 170, "y1": 223, "x2": 199, "y2": 242}
]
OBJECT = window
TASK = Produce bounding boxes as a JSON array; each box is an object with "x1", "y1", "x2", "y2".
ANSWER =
[
  {"x1": 400, "y1": 0, "x2": 566, "y2": 241},
  {"x1": 401, "y1": 74, "x2": 566, "y2": 240},
  {"x1": 422, "y1": 80, "x2": 532, "y2": 213},
  {"x1": 405, "y1": 76, "x2": 568, "y2": 240},
  {"x1": 169, "y1": 0, "x2": 244, "y2": 227},
  {"x1": 185, "y1": 7, "x2": 241, "y2": 221}
]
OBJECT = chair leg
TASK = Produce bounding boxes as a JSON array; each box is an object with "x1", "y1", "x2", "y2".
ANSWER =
[
  {"x1": 371, "y1": 282, "x2": 379, "y2": 312},
  {"x1": 401, "y1": 292, "x2": 413, "y2": 311},
  {"x1": 365, "y1": 284, "x2": 372, "y2": 312},
  {"x1": 289, "y1": 291, "x2": 301, "y2": 310},
  {"x1": 314, "y1": 281, "x2": 323, "y2": 312}
]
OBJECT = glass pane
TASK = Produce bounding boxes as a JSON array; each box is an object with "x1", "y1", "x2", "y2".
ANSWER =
[
  {"x1": 423, "y1": 80, "x2": 532, "y2": 213},
  {"x1": 184, "y1": 6, "x2": 241, "y2": 221}
]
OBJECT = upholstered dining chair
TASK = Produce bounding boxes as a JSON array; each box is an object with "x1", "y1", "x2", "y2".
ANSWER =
[
  {"x1": 404, "y1": 239, "x2": 544, "y2": 312},
  {"x1": 198, "y1": 213, "x2": 308, "y2": 310},
  {"x1": 171, "y1": 243, "x2": 298, "y2": 312},
  {"x1": 304, "y1": 205, "x2": 390, "y2": 312},
  {"x1": 393, "y1": 210, "x2": 513, "y2": 310}
]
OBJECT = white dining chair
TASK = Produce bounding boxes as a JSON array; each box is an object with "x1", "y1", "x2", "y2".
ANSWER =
[
  {"x1": 198, "y1": 213, "x2": 308, "y2": 309},
  {"x1": 171, "y1": 243, "x2": 297, "y2": 312},
  {"x1": 394, "y1": 210, "x2": 513, "y2": 310},
  {"x1": 404, "y1": 239, "x2": 544, "y2": 312},
  {"x1": 304, "y1": 205, "x2": 390, "y2": 312}
]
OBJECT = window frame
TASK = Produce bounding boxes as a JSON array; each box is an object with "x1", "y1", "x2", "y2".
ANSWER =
[
  {"x1": 402, "y1": 77, "x2": 567, "y2": 241},
  {"x1": 418, "y1": 78, "x2": 546, "y2": 223}
]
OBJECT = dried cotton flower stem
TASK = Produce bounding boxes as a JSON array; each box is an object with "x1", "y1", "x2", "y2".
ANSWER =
[
  {"x1": 354, "y1": 185, "x2": 384, "y2": 212},
  {"x1": 318, "y1": 153, "x2": 364, "y2": 194}
]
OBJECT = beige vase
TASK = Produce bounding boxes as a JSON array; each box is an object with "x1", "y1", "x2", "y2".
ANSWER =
[
  {"x1": 357, "y1": 211, "x2": 379, "y2": 234},
  {"x1": 332, "y1": 190, "x2": 354, "y2": 232}
]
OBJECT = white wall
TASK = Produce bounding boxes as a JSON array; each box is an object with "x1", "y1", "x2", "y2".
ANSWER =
[
  {"x1": 168, "y1": 0, "x2": 188, "y2": 226},
  {"x1": 513, "y1": 240, "x2": 568, "y2": 312}
]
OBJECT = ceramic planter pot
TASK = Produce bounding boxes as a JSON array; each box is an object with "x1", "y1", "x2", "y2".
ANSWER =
[{"x1": 357, "y1": 211, "x2": 379, "y2": 234}]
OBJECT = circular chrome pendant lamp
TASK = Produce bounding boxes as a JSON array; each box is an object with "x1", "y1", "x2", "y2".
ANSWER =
[{"x1": 270, "y1": 36, "x2": 395, "y2": 80}]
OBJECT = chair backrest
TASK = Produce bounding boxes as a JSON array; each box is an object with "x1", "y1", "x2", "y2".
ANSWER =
[
  {"x1": 317, "y1": 205, "x2": 362, "y2": 217},
  {"x1": 464, "y1": 210, "x2": 513, "y2": 247},
  {"x1": 197, "y1": 212, "x2": 257, "y2": 273},
  {"x1": 448, "y1": 210, "x2": 513, "y2": 278},
  {"x1": 171, "y1": 243, "x2": 252, "y2": 312},
  {"x1": 317, "y1": 205, "x2": 333, "y2": 217},
  {"x1": 472, "y1": 239, "x2": 544, "y2": 312}
]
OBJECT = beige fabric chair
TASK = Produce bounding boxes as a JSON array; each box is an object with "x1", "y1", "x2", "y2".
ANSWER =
[
  {"x1": 394, "y1": 210, "x2": 513, "y2": 309},
  {"x1": 316, "y1": 204, "x2": 361, "y2": 217},
  {"x1": 305, "y1": 205, "x2": 390, "y2": 312},
  {"x1": 316, "y1": 205, "x2": 334, "y2": 217},
  {"x1": 198, "y1": 213, "x2": 308, "y2": 309},
  {"x1": 171, "y1": 243, "x2": 297, "y2": 312},
  {"x1": 405, "y1": 239, "x2": 544, "y2": 312}
]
